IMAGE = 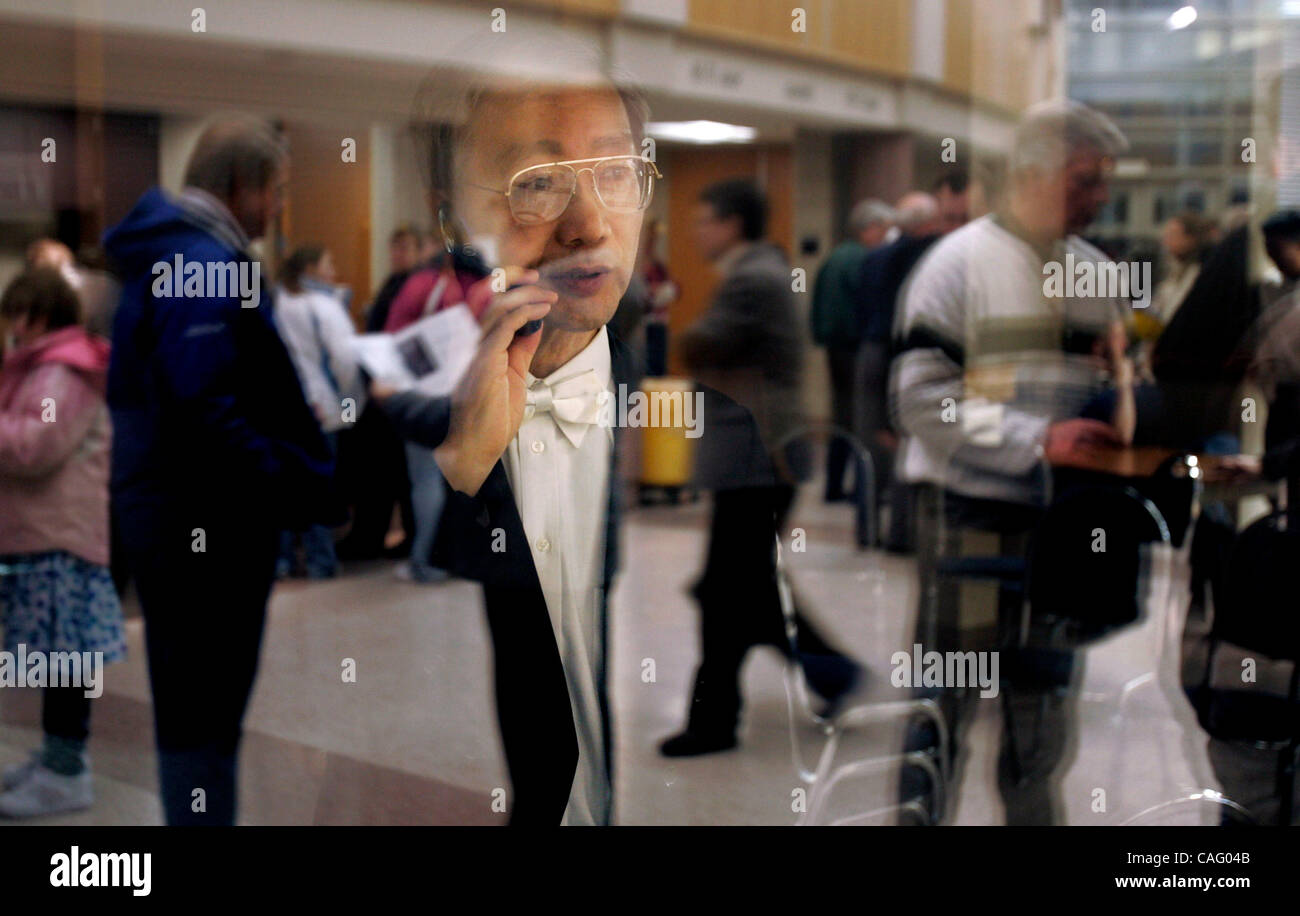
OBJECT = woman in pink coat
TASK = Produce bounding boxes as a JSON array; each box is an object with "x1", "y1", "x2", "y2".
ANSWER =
[{"x1": 0, "y1": 268, "x2": 125, "y2": 818}]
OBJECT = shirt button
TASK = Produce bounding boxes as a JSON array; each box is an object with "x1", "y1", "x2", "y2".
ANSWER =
[
  {"x1": 531, "y1": 439, "x2": 545, "y2": 454},
  {"x1": 523, "y1": 404, "x2": 535, "y2": 419},
  {"x1": 536, "y1": 537, "x2": 551, "y2": 552}
]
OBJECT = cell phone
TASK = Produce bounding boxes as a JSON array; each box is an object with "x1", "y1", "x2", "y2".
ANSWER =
[{"x1": 457, "y1": 236, "x2": 544, "y2": 338}]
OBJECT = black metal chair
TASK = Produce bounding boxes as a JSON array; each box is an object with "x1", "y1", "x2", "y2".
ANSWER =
[
  {"x1": 1012, "y1": 463, "x2": 1247, "y2": 823},
  {"x1": 1188, "y1": 508, "x2": 1300, "y2": 825},
  {"x1": 1119, "y1": 790, "x2": 1257, "y2": 826},
  {"x1": 772, "y1": 424, "x2": 950, "y2": 825},
  {"x1": 921, "y1": 453, "x2": 1055, "y2": 651},
  {"x1": 773, "y1": 421, "x2": 876, "y2": 550},
  {"x1": 1001, "y1": 483, "x2": 1172, "y2": 781}
]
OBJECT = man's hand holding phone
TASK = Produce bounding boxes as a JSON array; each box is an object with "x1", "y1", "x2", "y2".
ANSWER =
[{"x1": 434, "y1": 266, "x2": 554, "y2": 496}]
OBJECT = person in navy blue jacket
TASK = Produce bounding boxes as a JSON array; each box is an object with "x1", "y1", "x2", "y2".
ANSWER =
[{"x1": 103, "y1": 114, "x2": 335, "y2": 826}]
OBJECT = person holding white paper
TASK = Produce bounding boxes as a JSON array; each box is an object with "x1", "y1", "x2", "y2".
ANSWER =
[{"x1": 274, "y1": 245, "x2": 359, "y2": 578}]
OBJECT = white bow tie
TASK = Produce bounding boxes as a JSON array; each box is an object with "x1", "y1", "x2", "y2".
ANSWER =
[{"x1": 524, "y1": 368, "x2": 607, "y2": 447}]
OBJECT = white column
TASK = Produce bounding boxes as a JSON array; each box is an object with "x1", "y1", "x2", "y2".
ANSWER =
[
  {"x1": 911, "y1": 0, "x2": 946, "y2": 84},
  {"x1": 368, "y1": 121, "x2": 432, "y2": 294},
  {"x1": 157, "y1": 115, "x2": 206, "y2": 192}
]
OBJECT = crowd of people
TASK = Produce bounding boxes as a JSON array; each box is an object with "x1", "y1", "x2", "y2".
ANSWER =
[
  {"x1": 0, "y1": 59, "x2": 1297, "y2": 825},
  {"x1": 808, "y1": 97, "x2": 1300, "y2": 823}
]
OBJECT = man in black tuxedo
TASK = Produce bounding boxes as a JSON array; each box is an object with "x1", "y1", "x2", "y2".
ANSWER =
[
  {"x1": 378, "y1": 56, "x2": 838, "y2": 825},
  {"x1": 375, "y1": 65, "x2": 662, "y2": 825}
]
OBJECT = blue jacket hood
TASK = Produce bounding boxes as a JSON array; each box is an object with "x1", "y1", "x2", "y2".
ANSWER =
[
  {"x1": 104, "y1": 186, "x2": 339, "y2": 535},
  {"x1": 103, "y1": 186, "x2": 241, "y2": 273}
]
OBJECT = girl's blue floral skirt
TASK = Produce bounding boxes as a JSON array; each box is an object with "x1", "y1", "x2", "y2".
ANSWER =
[{"x1": 0, "y1": 550, "x2": 126, "y2": 664}]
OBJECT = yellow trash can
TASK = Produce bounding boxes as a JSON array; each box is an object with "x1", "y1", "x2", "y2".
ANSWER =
[{"x1": 637, "y1": 377, "x2": 697, "y2": 504}]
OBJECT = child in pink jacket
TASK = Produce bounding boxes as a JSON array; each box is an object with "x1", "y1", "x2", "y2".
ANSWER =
[{"x1": 0, "y1": 268, "x2": 125, "y2": 818}]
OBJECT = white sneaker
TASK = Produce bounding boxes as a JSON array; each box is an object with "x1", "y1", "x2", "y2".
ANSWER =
[
  {"x1": 0, "y1": 763, "x2": 93, "y2": 818},
  {"x1": 1, "y1": 750, "x2": 42, "y2": 791}
]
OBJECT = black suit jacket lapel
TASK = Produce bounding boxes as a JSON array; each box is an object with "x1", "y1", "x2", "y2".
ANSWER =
[
  {"x1": 429, "y1": 326, "x2": 636, "y2": 824},
  {"x1": 434, "y1": 326, "x2": 638, "y2": 589},
  {"x1": 602, "y1": 328, "x2": 639, "y2": 586}
]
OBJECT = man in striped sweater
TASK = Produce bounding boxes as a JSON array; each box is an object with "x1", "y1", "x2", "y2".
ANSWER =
[{"x1": 890, "y1": 100, "x2": 1130, "y2": 823}]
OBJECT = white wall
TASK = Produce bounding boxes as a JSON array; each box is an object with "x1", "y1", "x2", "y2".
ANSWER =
[
  {"x1": 368, "y1": 120, "x2": 431, "y2": 293},
  {"x1": 158, "y1": 115, "x2": 206, "y2": 192}
]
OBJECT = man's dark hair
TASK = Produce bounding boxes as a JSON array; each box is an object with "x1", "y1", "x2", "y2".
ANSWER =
[
  {"x1": 0, "y1": 267, "x2": 81, "y2": 332},
  {"x1": 1172, "y1": 210, "x2": 1216, "y2": 262},
  {"x1": 932, "y1": 170, "x2": 969, "y2": 196},
  {"x1": 1263, "y1": 210, "x2": 1300, "y2": 244},
  {"x1": 281, "y1": 245, "x2": 326, "y2": 294},
  {"x1": 699, "y1": 178, "x2": 768, "y2": 242},
  {"x1": 390, "y1": 224, "x2": 420, "y2": 246}
]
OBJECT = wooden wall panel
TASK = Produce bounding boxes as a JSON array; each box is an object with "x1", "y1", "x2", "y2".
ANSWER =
[
  {"x1": 282, "y1": 123, "x2": 371, "y2": 324},
  {"x1": 827, "y1": 0, "x2": 911, "y2": 76},
  {"x1": 943, "y1": 0, "x2": 975, "y2": 93},
  {"x1": 468, "y1": 0, "x2": 619, "y2": 18},
  {"x1": 688, "y1": 0, "x2": 911, "y2": 77},
  {"x1": 945, "y1": 0, "x2": 1044, "y2": 111}
]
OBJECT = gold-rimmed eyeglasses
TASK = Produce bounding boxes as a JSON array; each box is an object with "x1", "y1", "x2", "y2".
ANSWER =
[{"x1": 469, "y1": 155, "x2": 662, "y2": 226}]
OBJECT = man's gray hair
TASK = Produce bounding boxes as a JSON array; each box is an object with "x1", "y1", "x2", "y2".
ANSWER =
[
  {"x1": 1009, "y1": 100, "x2": 1128, "y2": 175},
  {"x1": 183, "y1": 113, "x2": 288, "y2": 200},
  {"x1": 893, "y1": 192, "x2": 939, "y2": 231},
  {"x1": 412, "y1": 38, "x2": 649, "y2": 209},
  {"x1": 847, "y1": 199, "x2": 895, "y2": 234}
]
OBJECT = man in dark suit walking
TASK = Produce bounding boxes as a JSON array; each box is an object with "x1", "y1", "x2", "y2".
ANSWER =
[{"x1": 660, "y1": 179, "x2": 860, "y2": 758}]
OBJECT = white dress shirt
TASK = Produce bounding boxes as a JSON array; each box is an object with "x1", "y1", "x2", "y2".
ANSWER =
[{"x1": 501, "y1": 325, "x2": 613, "y2": 826}]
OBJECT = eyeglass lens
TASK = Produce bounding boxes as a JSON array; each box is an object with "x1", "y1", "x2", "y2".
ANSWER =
[{"x1": 507, "y1": 157, "x2": 651, "y2": 223}]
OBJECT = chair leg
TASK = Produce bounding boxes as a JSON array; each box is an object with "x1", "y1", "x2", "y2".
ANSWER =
[
  {"x1": 1282, "y1": 665, "x2": 1300, "y2": 825},
  {"x1": 1279, "y1": 740, "x2": 1298, "y2": 826},
  {"x1": 1002, "y1": 687, "x2": 1024, "y2": 786},
  {"x1": 1198, "y1": 639, "x2": 1216, "y2": 697},
  {"x1": 853, "y1": 452, "x2": 873, "y2": 549},
  {"x1": 1030, "y1": 691, "x2": 1049, "y2": 759}
]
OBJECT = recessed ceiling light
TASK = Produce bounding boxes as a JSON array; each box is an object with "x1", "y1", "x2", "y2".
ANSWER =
[
  {"x1": 1166, "y1": 6, "x2": 1198, "y2": 30},
  {"x1": 646, "y1": 120, "x2": 758, "y2": 144}
]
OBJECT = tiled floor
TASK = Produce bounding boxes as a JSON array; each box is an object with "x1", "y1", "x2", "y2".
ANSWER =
[{"x1": 0, "y1": 487, "x2": 1286, "y2": 825}]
